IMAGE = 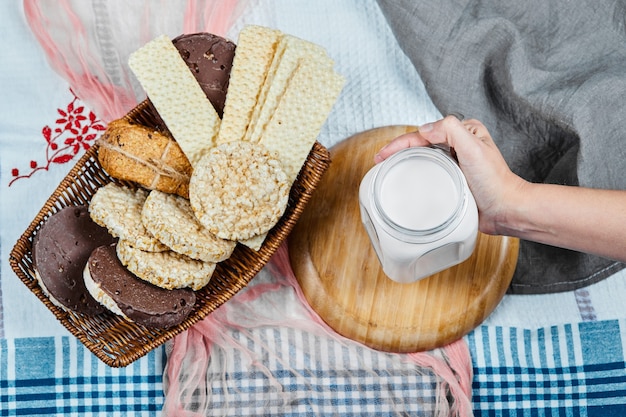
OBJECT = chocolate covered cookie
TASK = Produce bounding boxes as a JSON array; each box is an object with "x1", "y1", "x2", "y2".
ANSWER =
[
  {"x1": 145, "y1": 32, "x2": 236, "y2": 127},
  {"x1": 172, "y1": 32, "x2": 236, "y2": 117},
  {"x1": 32, "y1": 205, "x2": 117, "y2": 315},
  {"x1": 84, "y1": 244, "x2": 196, "y2": 328}
]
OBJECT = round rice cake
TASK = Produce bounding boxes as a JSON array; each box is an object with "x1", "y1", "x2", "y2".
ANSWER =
[
  {"x1": 189, "y1": 141, "x2": 290, "y2": 241},
  {"x1": 89, "y1": 183, "x2": 167, "y2": 252},
  {"x1": 141, "y1": 190, "x2": 236, "y2": 262},
  {"x1": 116, "y1": 240, "x2": 215, "y2": 290}
]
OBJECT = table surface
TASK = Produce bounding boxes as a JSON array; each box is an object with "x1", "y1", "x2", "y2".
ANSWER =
[{"x1": 3, "y1": 1, "x2": 626, "y2": 416}]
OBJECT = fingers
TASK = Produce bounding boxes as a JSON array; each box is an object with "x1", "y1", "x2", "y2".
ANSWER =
[
  {"x1": 374, "y1": 131, "x2": 430, "y2": 163},
  {"x1": 374, "y1": 116, "x2": 463, "y2": 163},
  {"x1": 461, "y1": 119, "x2": 493, "y2": 144},
  {"x1": 375, "y1": 116, "x2": 495, "y2": 163},
  {"x1": 424, "y1": 116, "x2": 490, "y2": 152}
]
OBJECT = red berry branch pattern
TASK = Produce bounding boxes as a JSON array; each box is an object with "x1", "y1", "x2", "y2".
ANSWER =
[{"x1": 8, "y1": 89, "x2": 106, "y2": 187}]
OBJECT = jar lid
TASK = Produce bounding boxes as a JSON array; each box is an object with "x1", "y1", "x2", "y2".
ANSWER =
[{"x1": 372, "y1": 146, "x2": 468, "y2": 242}]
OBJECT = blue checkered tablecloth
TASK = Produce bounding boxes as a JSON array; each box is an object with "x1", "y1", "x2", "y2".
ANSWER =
[
  {"x1": 159, "y1": 268, "x2": 457, "y2": 416},
  {"x1": 469, "y1": 319, "x2": 626, "y2": 416},
  {"x1": 0, "y1": 337, "x2": 164, "y2": 416}
]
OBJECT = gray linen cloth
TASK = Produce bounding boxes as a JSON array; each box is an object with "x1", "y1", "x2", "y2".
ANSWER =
[{"x1": 376, "y1": 0, "x2": 626, "y2": 293}]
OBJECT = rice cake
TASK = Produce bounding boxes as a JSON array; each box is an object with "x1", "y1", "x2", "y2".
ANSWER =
[
  {"x1": 85, "y1": 243, "x2": 196, "y2": 328},
  {"x1": 116, "y1": 240, "x2": 215, "y2": 291},
  {"x1": 32, "y1": 205, "x2": 116, "y2": 315},
  {"x1": 171, "y1": 32, "x2": 236, "y2": 117},
  {"x1": 189, "y1": 140, "x2": 289, "y2": 241},
  {"x1": 89, "y1": 183, "x2": 167, "y2": 252},
  {"x1": 141, "y1": 190, "x2": 236, "y2": 263}
]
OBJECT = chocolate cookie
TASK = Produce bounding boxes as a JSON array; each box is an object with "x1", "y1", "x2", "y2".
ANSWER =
[
  {"x1": 172, "y1": 32, "x2": 236, "y2": 117},
  {"x1": 32, "y1": 205, "x2": 117, "y2": 315},
  {"x1": 84, "y1": 244, "x2": 196, "y2": 328},
  {"x1": 146, "y1": 32, "x2": 236, "y2": 126}
]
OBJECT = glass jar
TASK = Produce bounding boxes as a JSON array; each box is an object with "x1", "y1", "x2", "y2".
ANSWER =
[{"x1": 359, "y1": 146, "x2": 478, "y2": 283}]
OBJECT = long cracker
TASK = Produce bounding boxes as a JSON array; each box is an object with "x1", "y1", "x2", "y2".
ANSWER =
[
  {"x1": 260, "y1": 60, "x2": 345, "y2": 183},
  {"x1": 128, "y1": 35, "x2": 220, "y2": 167},
  {"x1": 216, "y1": 25, "x2": 281, "y2": 144},
  {"x1": 241, "y1": 54, "x2": 343, "y2": 251},
  {"x1": 244, "y1": 35, "x2": 328, "y2": 143}
]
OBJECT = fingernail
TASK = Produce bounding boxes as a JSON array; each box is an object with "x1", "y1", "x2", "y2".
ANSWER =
[
  {"x1": 447, "y1": 112, "x2": 465, "y2": 121},
  {"x1": 374, "y1": 153, "x2": 383, "y2": 163},
  {"x1": 419, "y1": 122, "x2": 434, "y2": 132}
]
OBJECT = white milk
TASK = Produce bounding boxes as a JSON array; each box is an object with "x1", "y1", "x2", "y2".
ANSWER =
[
  {"x1": 378, "y1": 158, "x2": 458, "y2": 231},
  {"x1": 359, "y1": 147, "x2": 478, "y2": 283}
]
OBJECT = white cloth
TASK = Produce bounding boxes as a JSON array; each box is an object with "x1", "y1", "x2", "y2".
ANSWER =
[
  {"x1": 2, "y1": 0, "x2": 626, "y2": 349},
  {"x1": 1, "y1": 1, "x2": 75, "y2": 338}
]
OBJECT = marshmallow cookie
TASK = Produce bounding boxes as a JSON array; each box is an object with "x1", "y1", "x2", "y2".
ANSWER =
[
  {"x1": 32, "y1": 205, "x2": 117, "y2": 315},
  {"x1": 171, "y1": 32, "x2": 236, "y2": 117},
  {"x1": 84, "y1": 244, "x2": 196, "y2": 328}
]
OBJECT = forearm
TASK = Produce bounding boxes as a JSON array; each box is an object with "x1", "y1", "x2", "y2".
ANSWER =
[{"x1": 496, "y1": 182, "x2": 626, "y2": 262}]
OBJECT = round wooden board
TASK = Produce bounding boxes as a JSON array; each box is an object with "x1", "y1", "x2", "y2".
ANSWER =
[{"x1": 289, "y1": 125, "x2": 519, "y2": 353}]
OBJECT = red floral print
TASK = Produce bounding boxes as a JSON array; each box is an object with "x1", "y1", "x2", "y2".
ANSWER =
[{"x1": 8, "y1": 88, "x2": 106, "y2": 187}]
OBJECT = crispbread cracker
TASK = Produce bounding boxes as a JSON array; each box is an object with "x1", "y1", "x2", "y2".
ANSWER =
[
  {"x1": 260, "y1": 60, "x2": 344, "y2": 182},
  {"x1": 216, "y1": 25, "x2": 281, "y2": 144},
  {"x1": 116, "y1": 240, "x2": 215, "y2": 291},
  {"x1": 141, "y1": 190, "x2": 236, "y2": 262},
  {"x1": 244, "y1": 35, "x2": 329, "y2": 143},
  {"x1": 89, "y1": 183, "x2": 167, "y2": 252},
  {"x1": 128, "y1": 34, "x2": 220, "y2": 166},
  {"x1": 189, "y1": 141, "x2": 290, "y2": 241}
]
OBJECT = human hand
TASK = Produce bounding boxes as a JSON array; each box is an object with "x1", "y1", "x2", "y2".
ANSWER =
[{"x1": 374, "y1": 116, "x2": 528, "y2": 235}]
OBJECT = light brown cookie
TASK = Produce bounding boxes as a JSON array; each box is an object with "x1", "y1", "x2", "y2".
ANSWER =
[
  {"x1": 141, "y1": 190, "x2": 236, "y2": 262},
  {"x1": 116, "y1": 240, "x2": 215, "y2": 290},
  {"x1": 89, "y1": 183, "x2": 167, "y2": 252},
  {"x1": 189, "y1": 140, "x2": 290, "y2": 241},
  {"x1": 98, "y1": 119, "x2": 192, "y2": 198}
]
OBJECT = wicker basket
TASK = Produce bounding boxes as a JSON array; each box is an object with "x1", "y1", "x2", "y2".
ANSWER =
[{"x1": 9, "y1": 100, "x2": 331, "y2": 367}]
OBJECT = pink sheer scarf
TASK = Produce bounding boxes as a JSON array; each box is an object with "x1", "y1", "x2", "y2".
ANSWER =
[
  {"x1": 23, "y1": 0, "x2": 243, "y2": 123},
  {"x1": 163, "y1": 243, "x2": 473, "y2": 416},
  {"x1": 23, "y1": 1, "x2": 473, "y2": 414}
]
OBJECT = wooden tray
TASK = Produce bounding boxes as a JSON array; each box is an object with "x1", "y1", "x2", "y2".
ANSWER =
[
  {"x1": 9, "y1": 100, "x2": 331, "y2": 367},
  {"x1": 289, "y1": 125, "x2": 519, "y2": 352}
]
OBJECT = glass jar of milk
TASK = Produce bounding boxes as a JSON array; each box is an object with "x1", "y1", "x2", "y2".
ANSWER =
[{"x1": 359, "y1": 146, "x2": 478, "y2": 283}]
